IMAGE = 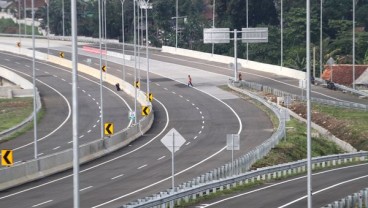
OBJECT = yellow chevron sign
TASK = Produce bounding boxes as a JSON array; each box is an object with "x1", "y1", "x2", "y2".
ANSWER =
[
  {"x1": 142, "y1": 106, "x2": 150, "y2": 116},
  {"x1": 59, "y1": 52, "x2": 65, "y2": 58},
  {"x1": 147, "y1": 93, "x2": 153, "y2": 102},
  {"x1": 1, "y1": 150, "x2": 13, "y2": 166},
  {"x1": 16, "y1": 42, "x2": 21, "y2": 48},
  {"x1": 135, "y1": 81, "x2": 140, "y2": 88},
  {"x1": 102, "y1": 65, "x2": 106, "y2": 72},
  {"x1": 104, "y1": 122, "x2": 114, "y2": 135}
]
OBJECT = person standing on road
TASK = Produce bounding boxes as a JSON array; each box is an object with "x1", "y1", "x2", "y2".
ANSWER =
[{"x1": 188, "y1": 75, "x2": 193, "y2": 87}]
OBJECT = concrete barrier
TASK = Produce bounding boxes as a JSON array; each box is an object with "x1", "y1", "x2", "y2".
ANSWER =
[{"x1": 162, "y1": 46, "x2": 306, "y2": 80}]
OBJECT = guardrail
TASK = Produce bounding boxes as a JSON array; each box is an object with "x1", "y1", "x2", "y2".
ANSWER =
[
  {"x1": 120, "y1": 80, "x2": 286, "y2": 207},
  {"x1": 239, "y1": 80, "x2": 368, "y2": 111},
  {"x1": 322, "y1": 188, "x2": 368, "y2": 208}
]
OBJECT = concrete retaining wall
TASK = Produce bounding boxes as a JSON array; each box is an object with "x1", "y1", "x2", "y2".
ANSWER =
[{"x1": 162, "y1": 46, "x2": 306, "y2": 80}]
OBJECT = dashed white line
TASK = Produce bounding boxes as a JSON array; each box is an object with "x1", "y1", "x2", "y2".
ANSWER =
[
  {"x1": 35, "y1": 68, "x2": 39, "y2": 71},
  {"x1": 88, "y1": 94, "x2": 91, "y2": 97},
  {"x1": 68, "y1": 141, "x2": 73, "y2": 144},
  {"x1": 117, "y1": 69, "x2": 122, "y2": 72},
  {"x1": 53, "y1": 75, "x2": 58, "y2": 78},
  {"x1": 163, "y1": 88, "x2": 168, "y2": 90},
  {"x1": 202, "y1": 121, "x2": 205, "y2": 124},
  {"x1": 87, "y1": 130, "x2": 92, "y2": 133},
  {"x1": 99, "y1": 106, "x2": 101, "y2": 109},
  {"x1": 192, "y1": 103, "x2": 195, "y2": 106},
  {"x1": 38, "y1": 153, "x2": 44, "y2": 156},
  {"x1": 179, "y1": 95, "x2": 183, "y2": 98},
  {"x1": 157, "y1": 156, "x2": 165, "y2": 160},
  {"x1": 32, "y1": 200, "x2": 53, "y2": 207},
  {"x1": 127, "y1": 73, "x2": 132, "y2": 76},
  {"x1": 14, "y1": 161, "x2": 22, "y2": 165},
  {"x1": 201, "y1": 126, "x2": 204, "y2": 129},
  {"x1": 80, "y1": 186, "x2": 93, "y2": 192},
  {"x1": 97, "y1": 119, "x2": 100, "y2": 123},
  {"x1": 4, "y1": 58, "x2": 9, "y2": 61},
  {"x1": 202, "y1": 116, "x2": 204, "y2": 119},
  {"x1": 94, "y1": 63, "x2": 99, "y2": 66},
  {"x1": 196, "y1": 107, "x2": 199, "y2": 110},
  {"x1": 200, "y1": 111, "x2": 203, "y2": 114},
  {"x1": 25, "y1": 65, "x2": 30, "y2": 67},
  {"x1": 79, "y1": 135, "x2": 84, "y2": 139},
  {"x1": 186, "y1": 142, "x2": 191, "y2": 145},
  {"x1": 61, "y1": 78, "x2": 66, "y2": 82},
  {"x1": 137, "y1": 164, "x2": 148, "y2": 169},
  {"x1": 53, "y1": 146, "x2": 60, "y2": 150},
  {"x1": 172, "y1": 91, "x2": 176, "y2": 94},
  {"x1": 199, "y1": 131, "x2": 202, "y2": 134},
  {"x1": 92, "y1": 98, "x2": 95, "y2": 101},
  {"x1": 111, "y1": 174, "x2": 124, "y2": 180},
  {"x1": 44, "y1": 71, "x2": 49, "y2": 74},
  {"x1": 15, "y1": 62, "x2": 20, "y2": 64},
  {"x1": 82, "y1": 90, "x2": 86, "y2": 93},
  {"x1": 96, "y1": 102, "x2": 99, "y2": 105},
  {"x1": 93, "y1": 125, "x2": 96, "y2": 128},
  {"x1": 194, "y1": 136, "x2": 198, "y2": 140},
  {"x1": 186, "y1": 99, "x2": 190, "y2": 102}
]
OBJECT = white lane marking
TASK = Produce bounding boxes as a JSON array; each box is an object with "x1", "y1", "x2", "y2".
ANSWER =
[
  {"x1": 186, "y1": 99, "x2": 190, "y2": 102},
  {"x1": 44, "y1": 71, "x2": 49, "y2": 74},
  {"x1": 97, "y1": 119, "x2": 100, "y2": 123},
  {"x1": 32, "y1": 200, "x2": 53, "y2": 207},
  {"x1": 14, "y1": 161, "x2": 22, "y2": 165},
  {"x1": 61, "y1": 78, "x2": 66, "y2": 82},
  {"x1": 79, "y1": 135, "x2": 84, "y2": 139},
  {"x1": 172, "y1": 91, "x2": 176, "y2": 94},
  {"x1": 202, "y1": 121, "x2": 205, "y2": 124},
  {"x1": 82, "y1": 90, "x2": 86, "y2": 93},
  {"x1": 80, "y1": 186, "x2": 93, "y2": 192},
  {"x1": 137, "y1": 164, "x2": 148, "y2": 169},
  {"x1": 194, "y1": 136, "x2": 198, "y2": 140},
  {"x1": 157, "y1": 156, "x2": 166, "y2": 160},
  {"x1": 117, "y1": 69, "x2": 122, "y2": 72},
  {"x1": 25, "y1": 65, "x2": 30, "y2": 67},
  {"x1": 127, "y1": 72, "x2": 132, "y2": 76},
  {"x1": 192, "y1": 103, "x2": 195, "y2": 106},
  {"x1": 156, "y1": 83, "x2": 160, "y2": 86},
  {"x1": 164, "y1": 88, "x2": 168, "y2": 90},
  {"x1": 93, "y1": 125, "x2": 96, "y2": 128},
  {"x1": 38, "y1": 153, "x2": 44, "y2": 156},
  {"x1": 199, "y1": 131, "x2": 202, "y2": 134},
  {"x1": 201, "y1": 126, "x2": 204, "y2": 129},
  {"x1": 53, "y1": 75, "x2": 58, "y2": 78},
  {"x1": 198, "y1": 163, "x2": 368, "y2": 208},
  {"x1": 52, "y1": 146, "x2": 60, "y2": 150},
  {"x1": 196, "y1": 107, "x2": 199, "y2": 110},
  {"x1": 96, "y1": 102, "x2": 99, "y2": 105},
  {"x1": 202, "y1": 116, "x2": 204, "y2": 119},
  {"x1": 278, "y1": 174, "x2": 368, "y2": 208},
  {"x1": 179, "y1": 95, "x2": 183, "y2": 98},
  {"x1": 92, "y1": 98, "x2": 95, "y2": 101},
  {"x1": 88, "y1": 94, "x2": 91, "y2": 97},
  {"x1": 99, "y1": 106, "x2": 101, "y2": 109},
  {"x1": 200, "y1": 111, "x2": 202, "y2": 114},
  {"x1": 35, "y1": 68, "x2": 39, "y2": 71},
  {"x1": 111, "y1": 174, "x2": 124, "y2": 180},
  {"x1": 87, "y1": 130, "x2": 91, "y2": 133},
  {"x1": 68, "y1": 141, "x2": 73, "y2": 144},
  {"x1": 185, "y1": 142, "x2": 191, "y2": 145},
  {"x1": 4, "y1": 58, "x2": 9, "y2": 61},
  {"x1": 69, "y1": 83, "x2": 72, "y2": 85},
  {"x1": 15, "y1": 62, "x2": 20, "y2": 64}
]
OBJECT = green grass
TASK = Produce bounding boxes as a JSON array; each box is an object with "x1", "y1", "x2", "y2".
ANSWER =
[
  {"x1": 0, "y1": 97, "x2": 33, "y2": 132},
  {"x1": 252, "y1": 118, "x2": 344, "y2": 169}
]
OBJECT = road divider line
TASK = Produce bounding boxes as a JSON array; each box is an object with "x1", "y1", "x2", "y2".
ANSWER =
[
  {"x1": 52, "y1": 146, "x2": 60, "y2": 150},
  {"x1": 157, "y1": 156, "x2": 165, "y2": 160},
  {"x1": 32, "y1": 200, "x2": 53, "y2": 207},
  {"x1": 137, "y1": 164, "x2": 148, "y2": 170},
  {"x1": 111, "y1": 174, "x2": 124, "y2": 180},
  {"x1": 80, "y1": 186, "x2": 93, "y2": 192}
]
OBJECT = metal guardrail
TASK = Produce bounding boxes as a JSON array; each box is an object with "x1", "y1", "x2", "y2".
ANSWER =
[
  {"x1": 322, "y1": 188, "x2": 368, "y2": 208},
  {"x1": 121, "y1": 80, "x2": 287, "y2": 207},
  {"x1": 239, "y1": 80, "x2": 368, "y2": 111}
]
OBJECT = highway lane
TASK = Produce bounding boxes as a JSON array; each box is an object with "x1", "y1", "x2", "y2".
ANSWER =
[
  {"x1": 0, "y1": 51, "x2": 133, "y2": 162},
  {"x1": 0, "y1": 43, "x2": 275, "y2": 207},
  {"x1": 95, "y1": 43, "x2": 368, "y2": 106},
  {"x1": 193, "y1": 163, "x2": 368, "y2": 208}
]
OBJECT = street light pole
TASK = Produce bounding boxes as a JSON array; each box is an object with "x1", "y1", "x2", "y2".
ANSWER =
[
  {"x1": 24, "y1": 0, "x2": 26, "y2": 35},
  {"x1": 31, "y1": 0, "x2": 38, "y2": 160},
  {"x1": 18, "y1": 0, "x2": 21, "y2": 43},
  {"x1": 353, "y1": 0, "x2": 356, "y2": 89},
  {"x1": 47, "y1": 0, "x2": 49, "y2": 58},
  {"x1": 320, "y1": 0, "x2": 323, "y2": 78},
  {"x1": 145, "y1": 0, "x2": 150, "y2": 96},
  {"x1": 134, "y1": 0, "x2": 137, "y2": 124},
  {"x1": 98, "y1": 0, "x2": 104, "y2": 139},
  {"x1": 175, "y1": 0, "x2": 178, "y2": 49},
  {"x1": 306, "y1": 0, "x2": 312, "y2": 207},
  {"x1": 211, "y1": 0, "x2": 215, "y2": 56},
  {"x1": 62, "y1": 0, "x2": 65, "y2": 37},
  {"x1": 120, "y1": 0, "x2": 125, "y2": 81},
  {"x1": 246, "y1": 0, "x2": 249, "y2": 60},
  {"x1": 281, "y1": 0, "x2": 283, "y2": 70}
]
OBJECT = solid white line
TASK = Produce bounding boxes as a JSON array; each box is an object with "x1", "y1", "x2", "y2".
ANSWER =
[
  {"x1": 80, "y1": 186, "x2": 93, "y2": 192},
  {"x1": 52, "y1": 146, "x2": 60, "y2": 150},
  {"x1": 157, "y1": 156, "x2": 166, "y2": 160},
  {"x1": 14, "y1": 161, "x2": 22, "y2": 164},
  {"x1": 111, "y1": 174, "x2": 124, "y2": 180},
  {"x1": 32, "y1": 200, "x2": 53, "y2": 207},
  {"x1": 137, "y1": 164, "x2": 147, "y2": 169}
]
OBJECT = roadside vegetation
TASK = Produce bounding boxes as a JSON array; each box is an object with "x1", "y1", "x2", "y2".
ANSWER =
[{"x1": 0, "y1": 18, "x2": 41, "y2": 35}]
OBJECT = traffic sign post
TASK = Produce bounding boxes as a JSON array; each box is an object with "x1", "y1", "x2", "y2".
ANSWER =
[
  {"x1": 16, "y1": 42, "x2": 21, "y2": 48},
  {"x1": 104, "y1": 122, "x2": 114, "y2": 136},
  {"x1": 147, "y1": 93, "x2": 153, "y2": 102},
  {"x1": 102, "y1": 65, "x2": 106, "y2": 72},
  {"x1": 226, "y1": 134, "x2": 239, "y2": 176},
  {"x1": 135, "y1": 81, "x2": 140, "y2": 88},
  {"x1": 129, "y1": 111, "x2": 136, "y2": 120},
  {"x1": 59, "y1": 52, "x2": 65, "y2": 58},
  {"x1": 1, "y1": 149, "x2": 13, "y2": 166},
  {"x1": 203, "y1": 27, "x2": 268, "y2": 81},
  {"x1": 161, "y1": 128, "x2": 186, "y2": 202}
]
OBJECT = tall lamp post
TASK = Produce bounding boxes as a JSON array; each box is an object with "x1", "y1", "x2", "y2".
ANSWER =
[
  {"x1": 246, "y1": 0, "x2": 249, "y2": 60},
  {"x1": 320, "y1": 0, "x2": 323, "y2": 78},
  {"x1": 120, "y1": 0, "x2": 126, "y2": 81},
  {"x1": 211, "y1": 0, "x2": 215, "y2": 56},
  {"x1": 144, "y1": 0, "x2": 152, "y2": 95},
  {"x1": 281, "y1": 0, "x2": 283, "y2": 70},
  {"x1": 306, "y1": 0, "x2": 312, "y2": 207},
  {"x1": 62, "y1": 0, "x2": 65, "y2": 37},
  {"x1": 24, "y1": 0, "x2": 26, "y2": 35},
  {"x1": 352, "y1": 0, "x2": 356, "y2": 89},
  {"x1": 175, "y1": 0, "x2": 178, "y2": 49},
  {"x1": 47, "y1": 0, "x2": 49, "y2": 58},
  {"x1": 98, "y1": 0, "x2": 104, "y2": 139},
  {"x1": 31, "y1": 0, "x2": 38, "y2": 159}
]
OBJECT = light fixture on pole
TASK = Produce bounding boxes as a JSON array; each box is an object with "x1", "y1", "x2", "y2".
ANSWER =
[
  {"x1": 98, "y1": 0, "x2": 104, "y2": 139},
  {"x1": 281, "y1": 0, "x2": 283, "y2": 70},
  {"x1": 320, "y1": 0, "x2": 323, "y2": 78},
  {"x1": 246, "y1": 0, "x2": 249, "y2": 60},
  {"x1": 47, "y1": 0, "x2": 49, "y2": 58},
  {"x1": 62, "y1": 0, "x2": 65, "y2": 38},
  {"x1": 133, "y1": 0, "x2": 137, "y2": 124},
  {"x1": 143, "y1": 0, "x2": 152, "y2": 95},
  {"x1": 18, "y1": 0, "x2": 21, "y2": 44},
  {"x1": 352, "y1": 0, "x2": 356, "y2": 89},
  {"x1": 175, "y1": 0, "x2": 178, "y2": 49},
  {"x1": 24, "y1": 0, "x2": 26, "y2": 35}
]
